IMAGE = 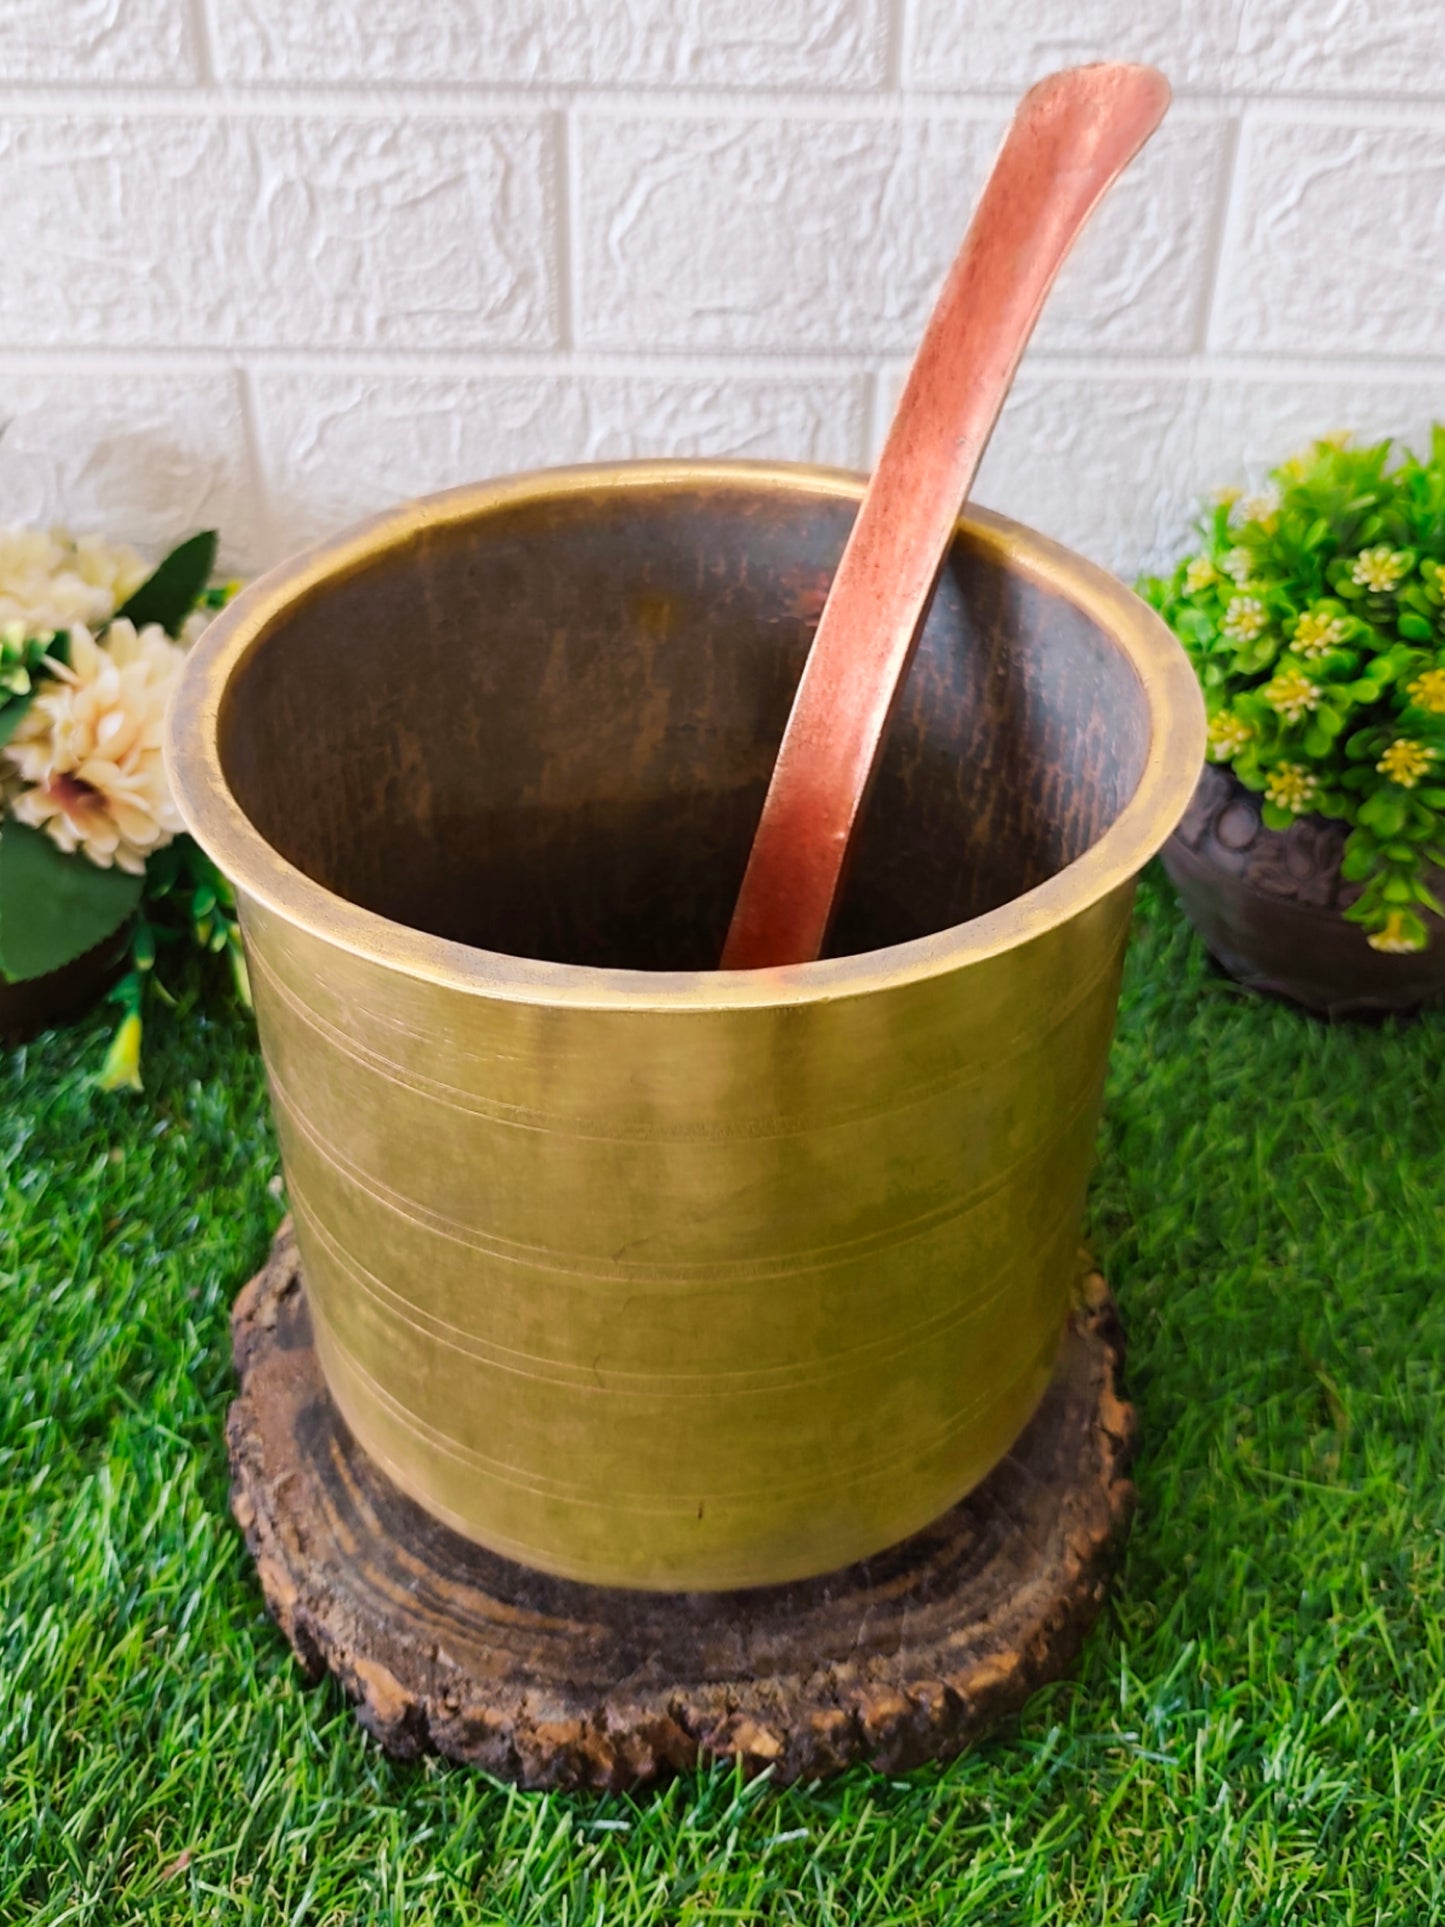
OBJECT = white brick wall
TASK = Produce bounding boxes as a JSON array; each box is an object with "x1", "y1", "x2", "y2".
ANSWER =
[{"x1": 1, "y1": 3, "x2": 1443, "y2": 582}]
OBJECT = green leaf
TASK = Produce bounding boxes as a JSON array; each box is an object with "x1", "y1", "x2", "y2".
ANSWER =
[
  {"x1": 1359, "y1": 792, "x2": 1408, "y2": 837},
  {"x1": 1261, "y1": 802, "x2": 1295, "y2": 831},
  {"x1": 114, "y1": 530, "x2": 218, "y2": 638},
  {"x1": 0, "y1": 820, "x2": 141, "y2": 981},
  {"x1": 0, "y1": 695, "x2": 35, "y2": 750},
  {"x1": 1398, "y1": 613, "x2": 1435, "y2": 641}
]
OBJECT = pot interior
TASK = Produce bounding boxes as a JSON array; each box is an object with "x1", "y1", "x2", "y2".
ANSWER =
[{"x1": 218, "y1": 479, "x2": 1151, "y2": 969}]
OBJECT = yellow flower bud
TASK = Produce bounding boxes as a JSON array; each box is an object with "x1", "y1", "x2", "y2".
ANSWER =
[{"x1": 96, "y1": 1010, "x2": 143, "y2": 1093}]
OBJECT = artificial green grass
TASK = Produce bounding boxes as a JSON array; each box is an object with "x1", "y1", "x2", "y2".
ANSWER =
[{"x1": 3, "y1": 873, "x2": 1443, "y2": 1924}]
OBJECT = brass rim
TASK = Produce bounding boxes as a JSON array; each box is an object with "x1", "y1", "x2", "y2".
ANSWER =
[{"x1": 165, "y1": 459, "x2": 1205, "y2": 1012}]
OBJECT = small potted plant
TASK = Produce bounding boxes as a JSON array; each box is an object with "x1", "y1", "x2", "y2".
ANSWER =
[
  {"x1": 0, "y1": 525, "x2": 247, "y2": 1076},
  {"x1": 1142, "y1": 432, "x2": 1445, "y2": 1015}
]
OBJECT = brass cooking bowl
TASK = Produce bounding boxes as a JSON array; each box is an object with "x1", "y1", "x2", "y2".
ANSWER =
[{"x1": 167, "y1": 461, "x2": 1203, "y2": 1590}]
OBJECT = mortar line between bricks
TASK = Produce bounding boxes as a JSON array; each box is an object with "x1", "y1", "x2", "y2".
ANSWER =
[
  {"x1": 883, "y1": 0, "x2": 908, "y2": 93},
  {"x1": 1201, "y1": 107, "x2": 1261, "y2": 359},
  {"x1": 3, "y1": 84, "x2": 1445, "y2": 126},
  {"x1": 553, "y1": 110, "x2": 575, "y2": 351},
  {"x1": 1195, "y1": 113, "x2": 1245, "y2": 357},
  {"x1": 3, "y1": 346, "x2": 1445, "y2": 382},
  {"x1": 186, "y1": 0, "x2": 216, "y2": 86},
  {"x1": 565, "y1": 108, "x2": 589, "y2": 352},
  {"x1": 234, "y1": 363, "x2": 281, "y2": 569}
]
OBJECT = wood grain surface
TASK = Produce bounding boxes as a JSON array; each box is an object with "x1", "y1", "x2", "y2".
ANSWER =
[{"x1": 228, "y1": 1222, "x2": 1137, "y2": 1791}]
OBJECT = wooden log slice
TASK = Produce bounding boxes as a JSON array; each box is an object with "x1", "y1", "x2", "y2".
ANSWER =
[{"x1": 228, "y1": 1223, "x2": 1137, "y2": 1791}]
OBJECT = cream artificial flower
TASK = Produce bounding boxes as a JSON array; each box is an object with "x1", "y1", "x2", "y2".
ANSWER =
[
  {"x1": 1221, "y1": 595, "x2": 1269, "y2": 645},
  {"x1": 1351, "y1": 546, "x2": 1411, "y2": 593},
  {"x1": 1233, "y1": 486, "x2": 1280, "y2": 530},
  {"x1": 1262, "y1": 666, "x2": 1321, "y2": 724},
  {"x1": 1263, "y1": 763, "x2": 1317, "y2": 814},
  {"x1": 4, "y1": 619, "x2": 184, "y2": 873},
  {"x1": 1290, "y1": 606, "x2": 1350, "y2": 659},
  {"x1": 1207, "y1": 710, "x2": 1254, "y2": 760},
  {"x1": 0, "y1": 526, "x2": 148, "y2": 636},
  {"x1": 1367, "y1": 911, "x2": 1424, "y2": 954},
  {"x1": 179, "y1": 604, "x2": 215, "y2": 648},
  {"x1": 1376, "y1": 737, "x2": 1435, "y2": 789},
  {"x1": 1220, "y1": 547, "x2": 1254, "y2": 587},
  {"x1": 1406, "y1": 667, "x2": 1445, "y2": 715}
]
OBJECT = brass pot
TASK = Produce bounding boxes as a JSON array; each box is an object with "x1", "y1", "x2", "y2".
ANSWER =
[{"x1": 166, "y1": 461, "x2": 1203, "y2": 1590}]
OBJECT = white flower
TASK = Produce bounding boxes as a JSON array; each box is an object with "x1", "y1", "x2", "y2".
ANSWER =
[
  {"x1": 179, "y1": 604, "x2": 215, "y2": 648},
  {"x1": 1221, "y1": 596, "x2": 1269, "y2": 645},
  {"x1": 1290, "y1": 606, "x2": 1350, "y2": 659},
  {"x1": 1375, "y1": 737, "x2": 1435, "y2": 789},
  {"x1": 1220, "y1": 548, "x2": 1254, "y2": 587},
  {"x1": 1207, "y1": 711, "x2": 1254, "y2": 761},
  {"x1": 1263, "y1": 763, "x2": 1318, "y2": 815},
  {"x1": 1233, "y1": 485, "x2": 1280, "y2": 528},
  {"x1": 1367, "y1": 912, "x2": 1424, "y2": 954},
  {"x1": 1351, "y1": 546, "x2": 1411, "y2": 593},
  {"x1": 1262, "y1": 667, "x2": 1321, "y2": 724},
  {"x1": 4, "y1": 619, "x2": 184, "y2": 873},
  {"x1": 0, "y1": 526, "x2": 148, "y2": 637},
  {"x1": 1407, "y1": 667, "x2": 1445, "y2": 715}
]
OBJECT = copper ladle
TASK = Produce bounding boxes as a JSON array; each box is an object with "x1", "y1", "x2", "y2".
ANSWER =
[{"x1": 721, "y1": 62, "x2": 1172, "y2": 970}]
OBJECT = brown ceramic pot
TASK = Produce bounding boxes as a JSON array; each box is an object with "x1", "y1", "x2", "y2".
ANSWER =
[
  {"x1": 1161, "y1": 764, "x2": 1445, "y2": 1017},
  {"x1": 0, "y1": 927, "x2": 130, "y2": 1044}
]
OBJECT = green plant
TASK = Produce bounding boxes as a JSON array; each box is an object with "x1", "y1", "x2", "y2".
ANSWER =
[
  {"x1": 6, "y1": 883, "x2": 1445, "y2": 1925},
  {"x1": 0, "y1": 528, "x2": 247, "y2": 1083},
  {"x1": 1140, "y1": 432, "x2": 1445, "y2": 952}
]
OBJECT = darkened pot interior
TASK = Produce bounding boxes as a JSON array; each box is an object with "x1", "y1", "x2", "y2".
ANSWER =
[{"x1": 217, "y1": 481, "x2": 1152, "y2": 966}]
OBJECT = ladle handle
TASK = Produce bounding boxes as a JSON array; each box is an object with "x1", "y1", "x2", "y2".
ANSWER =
[{"x1": 721, "y1": 63, "x2": 1171, "y2": 970}]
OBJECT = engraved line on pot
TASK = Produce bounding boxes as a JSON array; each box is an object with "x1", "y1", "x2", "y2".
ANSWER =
[
  {"x1": 306, "y1": 1413, "x2": 1011, "y2": 1651},
  {"x1": 264, "y1": 1056, "x2": 1105, "y2": 1286},
  {"x1": 303, "y1": 1429, "x2": 1017, "y2": 1659},
  {"x1": 244, "y1": 933, "x2": 1125, "y2": 1144},
  {"x1": 312, "y1": 1307, "x2": 1064, "y2": 1514},
  {"x1": 287, "y1": 1176, "x2": 1082, "y2": 1396},
  {"x1": 310, "y1": 1418, "x2": 940, "y2": 1641}
]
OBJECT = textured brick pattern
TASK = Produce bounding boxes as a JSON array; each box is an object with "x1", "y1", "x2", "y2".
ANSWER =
[
  {"x1": 215, "y1": 0, "x2": 889, "y2": 89},
  {"x1": 1213, "y1": 120, "x2": 1445, "y2": 360},
  {"x1": 0, "y1": 4, "x2": 1442, "y2": 579},
  {"x1": 0, "y1": 115, "x2": 558, "y2": 351},
  {"x1": 0, "y1": 371, "x2": 260, "y2": 570},
  {"x1": 577, "y1": 113, "x2": 1226, "y2": 356},
  {"x1": 964, "y1": 373, "x2": 1445, "y2": 578},
  {"x1": 0, "y1": 0, "x2": 198, "y2": 85},
  {"x1": 249, "y1": 368, "x2": 870, "y2": 548},
  {"x1": 907, "y1": 0, "x2": 1445, "y2": 101}
]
